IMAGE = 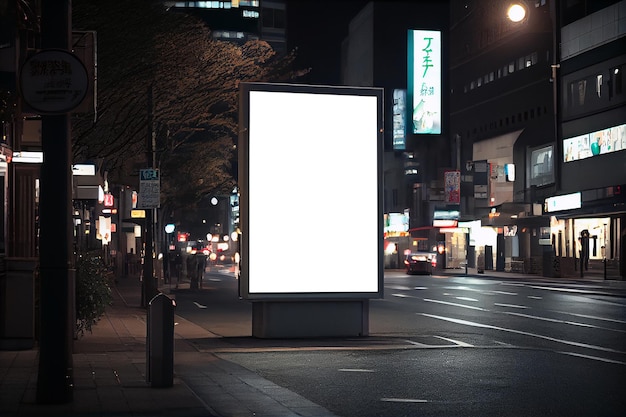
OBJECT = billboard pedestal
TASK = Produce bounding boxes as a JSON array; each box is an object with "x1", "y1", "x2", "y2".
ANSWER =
[{"x1": 252, "y1": 300, "x2": 369, "y2": 339}]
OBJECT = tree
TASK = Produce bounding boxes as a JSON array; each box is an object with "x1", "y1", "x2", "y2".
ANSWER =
[
  {"x1": 71, "y1": 1, "x2": 305, "y2": 221},
  {"x1": 75, "y1": 250, "x2": 112, "y2": 337}
]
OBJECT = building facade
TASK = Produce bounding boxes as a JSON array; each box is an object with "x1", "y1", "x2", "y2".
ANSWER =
[{"x1": 450, "y1": 0, "x2": 625, "y2": 278}]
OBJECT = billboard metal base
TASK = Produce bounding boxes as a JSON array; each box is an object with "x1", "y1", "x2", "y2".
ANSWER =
[{"x1": 251, "y1": 300, "x2": 369, "y2": 339}]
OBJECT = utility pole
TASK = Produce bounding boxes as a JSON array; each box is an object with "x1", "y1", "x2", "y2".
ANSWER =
[
  {"x1": 142, "y1": 84, "x2": 157, "y2": 306},
  {"x1": 36, "y1": 1, "x2": 74, "y2": 404}
]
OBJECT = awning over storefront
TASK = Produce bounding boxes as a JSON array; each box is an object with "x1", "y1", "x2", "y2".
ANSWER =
[{"x1": 480, "y1": 202, "x2": 532, "y2": 227}]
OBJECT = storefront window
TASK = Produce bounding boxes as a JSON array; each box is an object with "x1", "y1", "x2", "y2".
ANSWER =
[{"x1": 574, "y1": 218, "x2": 610, "y2": 260}]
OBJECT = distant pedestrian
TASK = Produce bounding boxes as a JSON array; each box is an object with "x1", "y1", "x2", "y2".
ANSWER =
[
  {"x1": 173, "y1": 249, "x2": 182, "y2": 289},
  {"x1": 187, "y1": 255, "x2": 198, "y2": 289},
  {"x1": 196, "y1": 253, "x2": 206, "y2": 289}
]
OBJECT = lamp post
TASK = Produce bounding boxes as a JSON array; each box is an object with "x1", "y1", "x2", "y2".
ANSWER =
[{"x1": 36, "y1": 1, "x2": 74, "y2": 404}]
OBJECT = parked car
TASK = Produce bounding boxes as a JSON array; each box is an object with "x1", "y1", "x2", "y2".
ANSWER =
[{"x1": 404, "y1": 252, "x2": 437, "y2": 275}]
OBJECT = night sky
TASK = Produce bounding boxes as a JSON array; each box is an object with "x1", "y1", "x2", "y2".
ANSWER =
[{"x1": 286, "y1": 0, "x2": 369, "y2": 85}]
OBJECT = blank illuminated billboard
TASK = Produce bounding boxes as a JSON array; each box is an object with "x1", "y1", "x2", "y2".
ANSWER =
[
  {"x1": 408, "y1": 29, "x2": 441, "y2": 134},
  {"x1": 239, "y1": 83, "x2": 383, "y2": 299}
]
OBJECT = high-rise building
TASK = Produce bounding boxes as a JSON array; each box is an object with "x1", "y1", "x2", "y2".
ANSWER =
[{"x1": 164, "y1": 0, "x2": 287, "y2": 55}]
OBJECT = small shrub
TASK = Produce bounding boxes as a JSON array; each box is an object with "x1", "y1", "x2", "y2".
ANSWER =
[{"x1": 75, "y1": 251, "x2": 113, "y2": 337}]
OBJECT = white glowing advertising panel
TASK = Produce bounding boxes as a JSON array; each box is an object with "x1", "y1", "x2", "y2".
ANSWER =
[
  {"x1": 563, "y1": 123, "x2": 626, "y2": 162},
  {"x1": 408, "y1": 29, "x2": 441, "y2": 134},
  {"x1": 544, "y1": 192, "x2": 582, "y2": 213},
  {"x1": 239, "y1": 83, "x2": 383, "y2": 299}
]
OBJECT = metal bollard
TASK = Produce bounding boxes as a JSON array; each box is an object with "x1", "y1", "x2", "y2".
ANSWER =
[{"x1": 147, "y1": 293, "x2": 176, "y2": 387}]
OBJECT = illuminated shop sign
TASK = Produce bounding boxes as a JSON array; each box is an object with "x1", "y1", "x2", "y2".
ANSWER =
[
  {"x1": 392, "y1": 89, "x2": 407, "y2": 150},
  {"x1": 433, "y1": 219, "x2": 457, "y2": 227},
  {"x1": 408, "y1": 29, "x2": 441, "y2": 134},
  {"x1": 444, "y1": 170, "x2": 460, "y2": 204},
  {"x1": 433, "y1": 209, "x2": 460, "y2": 220},
  {"x1": 384, "y1": 212, "x2": 409, "y2": 237},
  {"x1": 563, "y1": 122, "x2": 626, "y2": 162},
  {"x1": 544, "y1": 192, "x2": 581, "y2": 213}
]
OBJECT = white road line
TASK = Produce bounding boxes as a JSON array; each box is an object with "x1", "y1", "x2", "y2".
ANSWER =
[
  {"x1": 528, "y1": 285, "x2": 601, "y2": 295},
  {"x1": 456, "y1": 296, "x2": 479, "y2": 302},
  {"x1": 492, "y1": 290, "x2": 518, "y2": 296},
  {"x1": 494, "y1": 303, "x2": 528, "y2": 309},
  {"x1": 404, "y1": 339, "x2": 441, "y2": 348},
  {"x1": 338, "y1": 368, "x2": 375, "y2": 372},
  {"x1": 502, "y1": 311, "x2": 563, "y2": 324},
  {"x1": 423, "y1": 298, "x2": 488, "y2": 311},
  {"x1": 557, "y1": 351, "x2": 626, "y2": 365},
  {"x1": 386, "y1": 285, "x2": 414, "y2": 290},
  {"x1": 433, "y1": 336, "x2": 474, "y2": 347},
  {"x1": 501, "y1": 311, "x2": 625, "y2": 333},
  {"x1": 565, "y1": 321, "x2": 626, "y2": 333},
  {"x1": 421, "y1": 313, "x2": 626, "y2": 354},
  {"x1": 381, "y1": 398, "x2": 428, "y2": 403},
  {"x1": 445, "y1": 286, "x2": 518, "y2": 297},
  {"x1": 414, "y1": 286, "x2": 429, "y2": 290},
  {"x1": 551, "y1": 310, "x2": 626, "y2": 325},
  {"x1": 527, "y1": 295, "x2": 543, "y2": 300},
  {"x1": 193, "y1": 301, "x2": 207, "y2": 309},
  {"x1": 391, "y1": 293, "x2": 415, "y2": 298}
]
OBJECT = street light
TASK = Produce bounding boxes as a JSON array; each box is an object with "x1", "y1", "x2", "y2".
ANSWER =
[{"x1": 507, "y1": 3, "x2": 527, "y2": 23}]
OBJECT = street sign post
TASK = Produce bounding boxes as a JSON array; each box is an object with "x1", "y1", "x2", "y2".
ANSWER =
[{"x1": 139, "y1": 169, "x2": 160, "y2": 209}]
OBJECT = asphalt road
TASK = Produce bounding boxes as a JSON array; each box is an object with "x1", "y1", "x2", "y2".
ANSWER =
[{"x1": 173, "y1": 270, "x2": 626, "y2": 416}]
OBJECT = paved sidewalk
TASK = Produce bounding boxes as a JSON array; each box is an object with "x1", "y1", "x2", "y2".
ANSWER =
[{"x1": 0, "y1": 274, "x2": 339, "y2": 417}]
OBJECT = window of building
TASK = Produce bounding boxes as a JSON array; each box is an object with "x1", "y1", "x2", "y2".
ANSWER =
[
  {"x1": 262, "y1": 7, "x2": 286, "y2": 28},
  {"x1": 508, "y1": 61, "x2": 515, "y2": 73},
  {"x1": 528, "y1": 145, "x2": 554, "y2": 187},
  {"x1": 612, "y1": 66, "x2": 622, "y2": 96},
  {"x1": 569, "y1": 79, "x2": 587, "y2": 107}
]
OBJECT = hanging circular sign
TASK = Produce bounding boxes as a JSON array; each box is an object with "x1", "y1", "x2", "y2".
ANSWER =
[{"x1": 19, "y1": 49, "x2": 89, "y2": 114}]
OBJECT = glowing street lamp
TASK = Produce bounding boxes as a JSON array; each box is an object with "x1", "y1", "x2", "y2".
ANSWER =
[{"x1": 507, "y1": 3, "x2": 527, "y2": 23}]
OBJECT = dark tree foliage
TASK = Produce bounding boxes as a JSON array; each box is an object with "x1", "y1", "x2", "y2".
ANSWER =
[
  {"x1": 75, "y1": 250, "x2": 113, "y2": 337},
  {"x1": 72, "y1": 0, "x2": 305, "y2": 216}
]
